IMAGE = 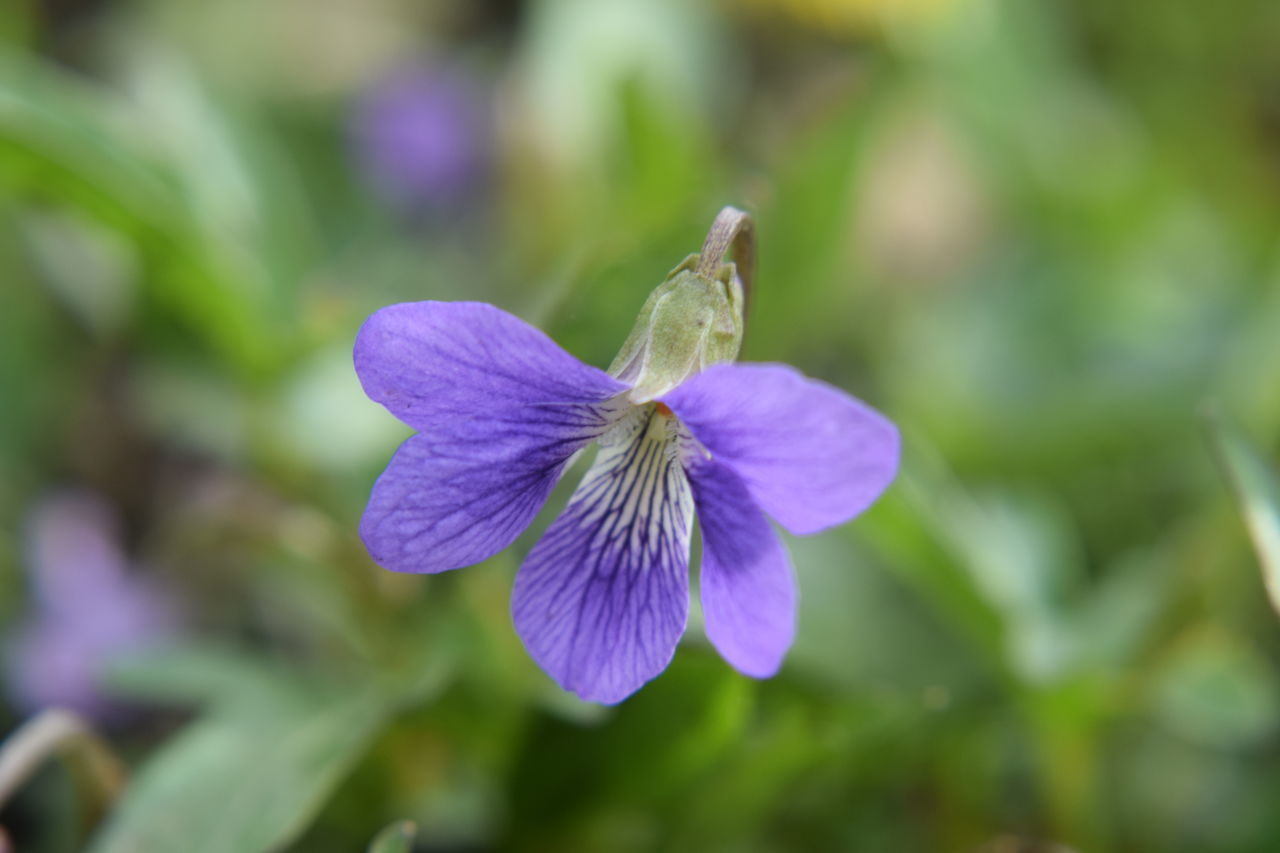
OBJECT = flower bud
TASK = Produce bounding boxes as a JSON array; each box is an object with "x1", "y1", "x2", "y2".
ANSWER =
[{"x1": 608, "y1": 255, "x2": 745, "y2": 402}]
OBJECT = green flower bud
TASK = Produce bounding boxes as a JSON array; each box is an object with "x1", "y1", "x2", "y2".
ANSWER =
[
  {"x1": 609, "y1": 208, "x2": 754, "y2": 402},
  {"x1": 609, "y1": 256, "x2": 745, "y2": 402}
]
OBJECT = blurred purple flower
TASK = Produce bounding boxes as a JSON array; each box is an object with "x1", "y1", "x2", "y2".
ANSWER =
[
  {"x1": 6, "y1": 492, "x2": 176, "y2": 720},
  {"x1": 354, "y1": 302, "x2": 899, "y2": 703},
  {"x1": 349, "y1": 63, "x2": 491, "y2": 215}
]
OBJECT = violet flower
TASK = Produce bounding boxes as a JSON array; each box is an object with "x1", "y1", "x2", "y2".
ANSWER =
[
  {"x1": 355, "y1": 209, "x2": 899, "y2": 703},
  {"x1": 349, "y1": 62, "x2": 490, "y2": 216},
  {"x1": 6, "y1": 492, "x2": 176, "y2": 720}
]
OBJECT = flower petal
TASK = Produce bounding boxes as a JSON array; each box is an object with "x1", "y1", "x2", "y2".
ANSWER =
[
  {"x1": 662, "y1": 363, "x2": 899, "y2": 535},
  {"x1": 354, "y1": 301, "x2": 628, "y2": 432},
  {"x1": 362, "y1": 405, "x2": 615, "y2": 574},
  {"x1": 356, "y1": 301, "x2": 630, "y2": 573},
  {"x1": 512, "y1": 409, "x2": 694, "y2": 703},
  {"x1": 686, "y1": 457, "x2": 796, "y2": 677},
  {"x1": 27, "y1": 491, "x2": 130, "y2": 617}
]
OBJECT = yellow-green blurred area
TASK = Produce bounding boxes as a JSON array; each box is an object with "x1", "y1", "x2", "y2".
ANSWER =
[{"x1": 3, "y1": 0, "x2": 1280, "y2": 850}]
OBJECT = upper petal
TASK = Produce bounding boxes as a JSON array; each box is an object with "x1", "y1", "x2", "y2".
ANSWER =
[
  {"x1": 512, "y1": 408, "x2": 694, "y2": 704},
  {"x1": 354, "y1": 301, "x2": 628, "y2": 431},
  {"x1": 687, "y1": 457, "x2": 796, "y2": 678},
  {"x1": 662, "y1": 363, "x2": 899, "y2": 535}
]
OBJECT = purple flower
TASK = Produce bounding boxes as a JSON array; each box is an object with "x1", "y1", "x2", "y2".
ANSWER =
[
  {"x1": 349, "y1": 63, "x2": 490, "y2": 215},
  {"x1": 355, "y1": 300, "x2": 900, "y2": 703},
  {"x1": 6, "y1": 492, "x2": 176, "y2": 720}
]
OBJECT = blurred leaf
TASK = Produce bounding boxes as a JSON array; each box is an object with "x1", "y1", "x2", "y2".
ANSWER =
[
  {"x1": 102, "y1": 646, "x2": 297, "y2": 706},
  {"x1": 788, "y1": 527, "x2": 983, "y2": 694},
  {"x1": 89, "y1": 691, "x2": 384, "y2": 853},
  {"x1": 750, "y1": 87, "x2": 889, "y2": 365},
  {"x1": 18, "y1": 210, "x2": 138, "y2": 336},
  {"x1": 89, "y1": 649, "x2": 448, "y2": 853},
  {"x1": 594, "y1": 653, "x2": 750, "y2": 800},
  {"x1": 1207, "y1": 411, "x2": 1280, "y2": 614},
  {"x1": 863, "y1": 480, "x2": 1005, "y2": 670},
  {"x1": 367, "y1": 819, "x2": 417, "y2": 853},
  {"x1": 0, "y1": 48, "x2": 284, "y2": 376},
  {"x1": 1150, "y1": 629, "x2": 1280, "y2": 749},
  {"x1": 504, "y1": 652, "x2": 749, "y2": 843},
  {"x1": 516, "y1": 0, "x2": 723, "y2": 172},
  {"x1": 1066, "y1": 547, "x2": 1170, "y2": 669}
]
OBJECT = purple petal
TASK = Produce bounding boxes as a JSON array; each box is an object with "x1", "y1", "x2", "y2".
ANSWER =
[
  {"x1": 356, "y1": 301, "x2": 630, "y2": 573},
  {"x1": 687, "y1": 458, "x2": 796, "y2": 677},
  {"x1": 350, "y1": 63, "x2": 490, "y2": 212},
  {"x1": 512, "y1": 409, "x2": 693, "y2": 703},
  {"x1": 9, "y1": 620, "x2": 108, "y2": 717},
  {"x1": 354, "y1": 301, "x2": 627, "y2": 433},
  {"x1": 10, "y1": 492, "x2": 178, "y2": 720},
  {"x1": 27, "y1": 491, "x2": 129, "y2": 617},
  {"x1": 8, "y1": 578, "x2": 175, "y2": 719},
  {"x1": 362, "y1": 414, "x2": 616, "y2": 574},
  {"x1": 662, "y1": 363, "x2": 899, "y2": 535}
]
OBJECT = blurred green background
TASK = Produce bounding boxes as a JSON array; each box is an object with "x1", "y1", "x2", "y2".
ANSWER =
[{"x1": 3, "y1": 0, "x2": 1280, "y2": 850}]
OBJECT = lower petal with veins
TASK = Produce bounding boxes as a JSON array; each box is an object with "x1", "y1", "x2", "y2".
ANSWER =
[{"x1": 512, "y1": 407, "x2": 694, "y2": 704}]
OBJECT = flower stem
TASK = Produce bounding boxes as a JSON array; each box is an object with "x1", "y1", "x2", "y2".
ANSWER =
[
  {"x1": 697, "y1": 205, "x2": 756, "y2": 311},
  {"x1": 0, "y1": 709, "x2": 126, "y2": 825}
]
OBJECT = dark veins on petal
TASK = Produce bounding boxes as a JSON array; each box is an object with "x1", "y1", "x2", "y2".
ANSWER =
[
  {"x1": 361, "y1": 400, "x2": 624, "y2": 573},
  {"x1": 513, "y1": 408, "x2": 694, "y2": 703}
]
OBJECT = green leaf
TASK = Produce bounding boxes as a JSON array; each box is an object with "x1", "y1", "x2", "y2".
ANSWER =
[
  {"x1": 367, "y1": 820, "x2": 417, "y2": 853},
  {"x1": 1207, "y1": 411, "x2": 1280, "y2": 615},
  {"x1": 1150, "y1": 628, "x2": 1280, "y2": 749},
  {"x1": 89, "y1": 688, "x2": 384, "y2": 853},
  {"x1": 88, "y1": 650, "x2": 447, "y2": 853},
  {"x1": 0, "y1": 47, "x2": 285, "y2": 377}
]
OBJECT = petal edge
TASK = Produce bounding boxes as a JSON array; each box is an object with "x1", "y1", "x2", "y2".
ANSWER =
[
  {"x1": 688, "y1": 458, "x2": 796, "y2": 678},
  {"x1": 663, "y1": 363, "x2": 899, "y2": 535},
  {"x1": 354, "y1": 301, "x2": 627, "y2": 431}
]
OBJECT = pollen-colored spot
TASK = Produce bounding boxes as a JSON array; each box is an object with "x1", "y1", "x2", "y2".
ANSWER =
[{"x1": 655, "y1": 402, "x2": 674, "y2": 418}]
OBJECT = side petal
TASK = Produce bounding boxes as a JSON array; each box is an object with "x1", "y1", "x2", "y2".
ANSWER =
[
  {"x1": 687, "y1": 458, "x2": 796, "y2": 678},
  {"x1": 662, "y1": 363, "x2": 899, "y2": 535},
  {"x1": 354, "y1": 301, "x2": 628, "y2": 432},
  {"x1": 361, "y1": 401, "x2": 615, "y2": 573},
  {"x1": 512, "y1": 409, "x2": 694, "y2": 704},
  {"x1": 356, "y1": 300, "x2": 631, "y2": 573}
]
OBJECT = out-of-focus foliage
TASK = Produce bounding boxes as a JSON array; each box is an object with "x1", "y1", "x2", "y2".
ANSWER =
[
  {"x1": 2, "y1": 0, "x2": 1280, "y2": 850},
  {"x1": 1211, "y1": 415, "x2": 1280, "y2": 618},
  {"x1": 368, "y1": 820, "x2": 418, "y2": 853}
]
